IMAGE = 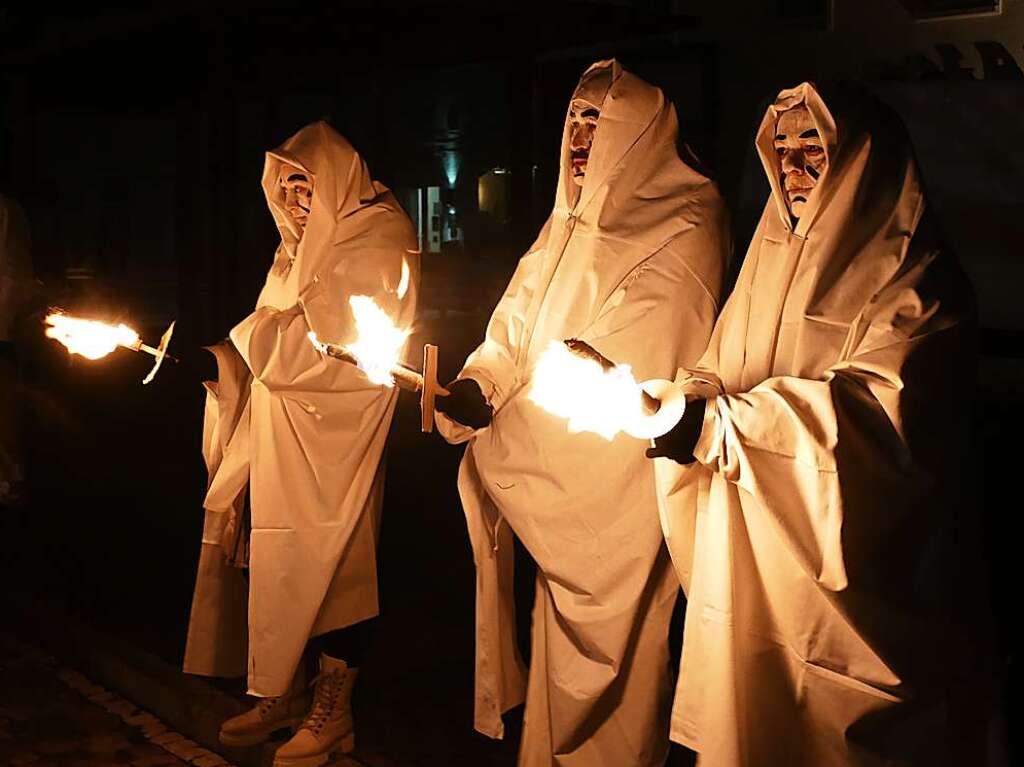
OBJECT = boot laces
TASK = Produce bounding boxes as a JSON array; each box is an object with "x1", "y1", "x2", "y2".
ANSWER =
[
  {"x1": 256, "y1": 696, "x2": 282, "y2": 717},
  {"x1": 300, "y1": 670, "x2": 345, "y2": 734}
]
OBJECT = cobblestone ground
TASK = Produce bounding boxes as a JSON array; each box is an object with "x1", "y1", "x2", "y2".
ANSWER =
[{"x1": 0, "y1": 632, "x2": 230, "y2": 767}]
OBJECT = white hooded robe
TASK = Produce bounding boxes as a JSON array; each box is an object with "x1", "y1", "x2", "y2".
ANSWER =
[
  {"x1": 184, "y1": 122, "x2": 419, "y2": 697},
  {"x1": 656, "y1": 82, "x2": 980, "y2": 767},
  {"x1": 438, "y1": 60, "x2": 729, "y2": 767}
]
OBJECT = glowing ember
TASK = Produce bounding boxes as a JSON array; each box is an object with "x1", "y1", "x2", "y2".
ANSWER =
[
  {"x1": 528, "y1": 340, "x2": 647, "y2": 440},
  {"x1": 44, "y1": 312, "x2": 140, "y2": 361}
]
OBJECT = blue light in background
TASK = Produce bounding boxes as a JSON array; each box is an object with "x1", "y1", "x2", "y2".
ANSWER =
[{"x1": 443, "y1": 150, "x2": 461, "y2": 189}]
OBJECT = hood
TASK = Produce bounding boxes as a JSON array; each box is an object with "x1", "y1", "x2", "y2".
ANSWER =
[
  {"x1": 744, "y1": 81, "x2": 945, "y2": 337},
  {"x1": 261, "y1": 121, "x2": 387, "y2": 280},
  {"x1": 754, "y1": 81, "x2": 919, "y2": 241},
  {"x1": 555, "y1": 59, "x2": 706, "y2": 222}
]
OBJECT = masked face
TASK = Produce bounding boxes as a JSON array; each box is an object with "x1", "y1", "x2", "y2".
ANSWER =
[
  {"x1": 773, "y1": 106, "x2": 827, "y2": 220},
  {"x1": 280, "y1": 165, "x2": 313, "y2": 231},
  {"x1": 568, "y1": 98, "x2": 600, "y2": 187}
]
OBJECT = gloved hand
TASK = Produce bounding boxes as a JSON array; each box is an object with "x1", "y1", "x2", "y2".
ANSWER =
[
  {"x1": 645, "y1": 397, "x2": 707, "y2": 464},
  {"x1": 177, "y1": 344, "x2": 221, "y2": 383},
  {"x1": 435, "y1": 377, "x2": 493, "y2": 429},
  {"x1": 564, "y1": 338, "x2": 615, "y2": 371}
]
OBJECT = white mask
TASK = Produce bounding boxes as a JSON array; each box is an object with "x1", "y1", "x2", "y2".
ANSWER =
[
  {"x1": 773, "y1": 106, "x2": 827, "y2": 220},
  {"x1": 280, "y1": 165, "x2": 313, "y2": 231},
  {"x1": 568, "y1": 99, "x2": 600, "y2": 187}
]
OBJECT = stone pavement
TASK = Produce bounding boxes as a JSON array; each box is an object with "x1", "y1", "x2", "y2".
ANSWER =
[
  {"x1": 1, "y1": 604, "x2": 383, "y2": 767},
  {"x1": 0, "y1": 631, "x2": 225, "y2": 767}
]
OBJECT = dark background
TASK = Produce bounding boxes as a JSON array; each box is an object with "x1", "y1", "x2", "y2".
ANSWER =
[{"x1": 1, "y1": 1, "x2": 1019, "y2": 765}]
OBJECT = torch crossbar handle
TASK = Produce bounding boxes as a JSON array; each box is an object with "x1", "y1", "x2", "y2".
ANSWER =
[
  {"x1": 318, "y1": 340, "x2": 448, "y2": 433},
  {"x1": 419, "y1": 344, "x2": 448, "y2": 433},
  {"x1": 131, "y1": 321, "x2": 176, "y2": 385}
]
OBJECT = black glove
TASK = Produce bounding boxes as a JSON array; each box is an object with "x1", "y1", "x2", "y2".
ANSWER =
[
  {"x1": 645, "y1": 398, "x2": 707, "y2": 464},
  {"x1": 435, "y1": 377, "x2": 493, "y2": 429},
  {"x1": 177, "y1": 344, "x2": 221, "y2": 383}
]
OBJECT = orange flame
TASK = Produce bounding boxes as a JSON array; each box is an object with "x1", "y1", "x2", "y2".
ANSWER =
[
  {"x1": 308, "y1": 258, "x2": 413, "y2": 387},
  {"x1": 397, "y1": 259, "x2": 410, "y2": 300},
  {"x1": 528, "y1": 342, "x2": 688, "y2": 441},
  {"x1": 527, "y1": 341, "x2": 646, "y2": 440},
  {"x1": 308, "y1": 330, "x2": 330, "y2": 355},
  {"x1": 344, "y1": 296, "x2": 410, "y2": 386},
  {"x1": 44, "y1": 312, "x2": 139, "y2": 360}
]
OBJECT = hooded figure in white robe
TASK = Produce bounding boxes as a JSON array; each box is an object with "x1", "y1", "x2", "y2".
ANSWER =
[
  {"x1": 184, "y1": 122, "x2": 419, "y2": 697},
  {"x1": 436, "y1": 60, "x2": 729, "y2": 766},
  {"x1": 654, "y1": 82, "x2": 984, "y2": 766}
]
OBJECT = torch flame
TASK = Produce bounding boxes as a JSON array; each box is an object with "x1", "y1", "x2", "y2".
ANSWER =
[
  {"x1": 44, "y1": 312, "x2": 140, "y2": 360},
  {"x1": 345, "y1": 296, "x2": 410, "y2": 386},
  {"x1": 308, "y1": 258, "x2": 412, "y2": 386},
  {"x1": 308, "y1": 330, "x2": 329, "y2": 355},
  {"x1": 397, "y1": 259, "x2": 410, "y2": 300},
  {"x1": 527, "y1": 341, "x2": 646, "y2": 441}
]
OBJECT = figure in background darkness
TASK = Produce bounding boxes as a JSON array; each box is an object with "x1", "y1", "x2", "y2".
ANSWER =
[
  {"x1": 183, "y1": 122, "x2": 418, "y2": 767},
  {"x1": 0, "y1": 191, "x2": 32, "y2": 508},
  {"x1": 650, "y1": 82, "x2": 988, "y2": 766},
  {"x1": 435, "y1": 60, "x2": 729, "y2": 766}
]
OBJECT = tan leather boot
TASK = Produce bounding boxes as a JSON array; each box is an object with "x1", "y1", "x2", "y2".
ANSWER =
[
  {"x1": 272, "y1": 654, "x2": 358, "y2": 767},
  {"x1": 218, "y1": 689, "x2": 309, "y2": 747}
]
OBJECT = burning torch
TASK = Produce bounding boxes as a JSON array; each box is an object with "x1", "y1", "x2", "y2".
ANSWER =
[
  {"x1": 309, "y1": 332, "x2": 448, "y2": 433},
  {"x1": 307, "y1": 258, "x2": 449, "y2": 433},
  {"x1": 528, "y1": 339, "x2": 687, "y2": 441},
  {"x1": 44, "y1": 311, "x2": 177, "y2": 385}
]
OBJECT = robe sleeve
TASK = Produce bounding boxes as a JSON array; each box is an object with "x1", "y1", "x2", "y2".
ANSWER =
[
  {"x1": 201, "y1": 341, "x2": 252, "y2": 517},
  {"x1": 230, "y1": 234, "x2": 416, "y2": 394},
  {"x1": 688, "y1": 248, "x2": 968, "y2": 592},
  {"x1": 436, "y1": 222, "x2": 548, "y2": 443}
]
